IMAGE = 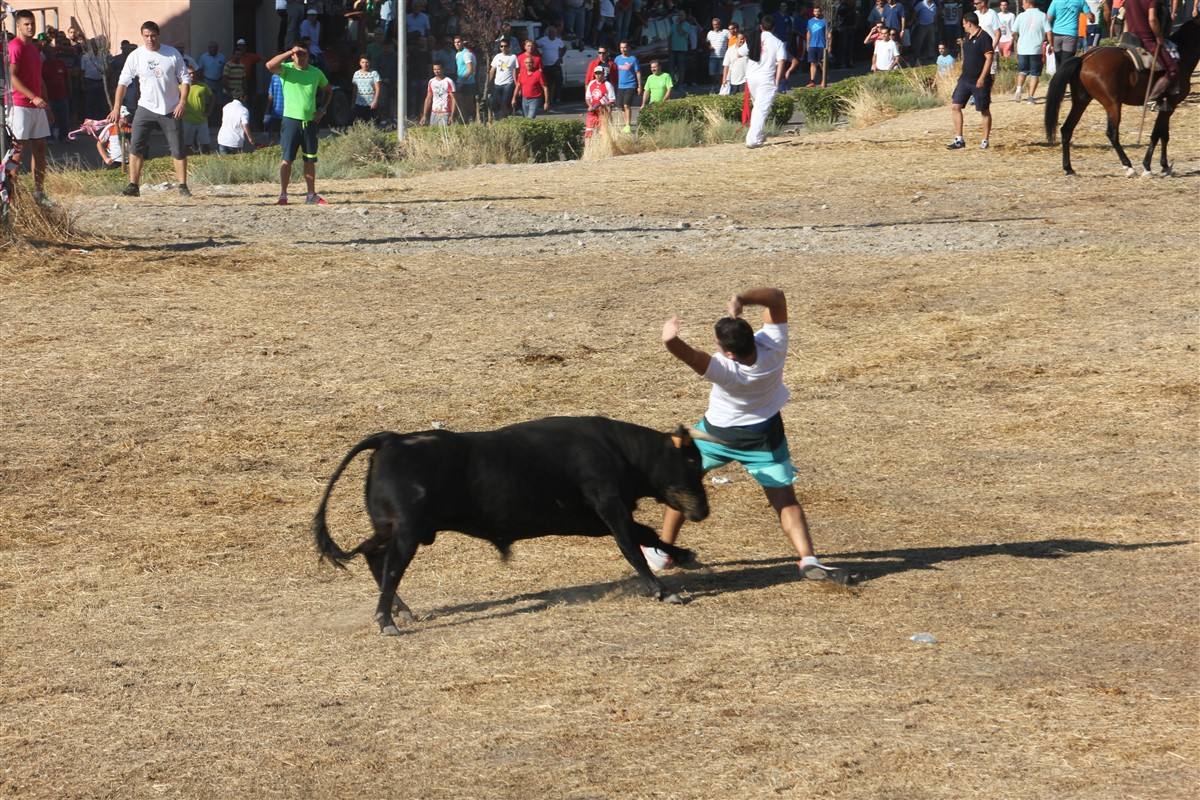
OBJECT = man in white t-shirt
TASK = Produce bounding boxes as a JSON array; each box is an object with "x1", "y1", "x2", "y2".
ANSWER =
[
  {"x1": 722, "y1": 25, "x2": 749, "y2": 91},
  {"x1": 108, "y1": 20, "x2": 191, "y2": 198},
  {"x1": 651, "y1": 287, "x2": 849, "y2": 584},
  {"x1": 996, "y1": 0, "x2": 1017, "y2": 55},
  {"x1": 706, "y1": 17, "x2": 731, "y2": 84},
  {"x1": 745, "y1": 16, "x2": 787, "y2": 148},
  {"x1": 420, "y1": 62, "x2": 456, "y2": 126},
  {"x1": 872, "y1": 27, "x2": 901, "y2": 70},
  {"x1": 973, "y1": 0, "x2": 1001, "y2": 72},
  {"x1": 536, "y1": 25, "x2": 567, "y2": 103},
  {"x1": 217, "y1": 93, "x2": 258, "y2": 154},
  {"x1": 487, "y1": 40, "x2": 519, "y2": 120}
]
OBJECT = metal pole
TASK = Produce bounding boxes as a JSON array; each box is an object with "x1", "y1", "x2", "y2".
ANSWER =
[{"x1": 396, "y1": 0, "x2": 406, "y2": 141}]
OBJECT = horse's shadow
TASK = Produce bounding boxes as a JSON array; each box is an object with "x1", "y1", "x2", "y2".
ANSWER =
[{"x1": 393, "y1": 537, "x2": 1189, "y2": 636}]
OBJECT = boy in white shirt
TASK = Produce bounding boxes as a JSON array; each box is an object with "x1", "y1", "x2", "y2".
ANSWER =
[
  {"x1": 653, "y1": 287, "x2": 850, "y2": 584},
  {"x1": 97, "y1": 108, "x2": 130, "y2": 167},
  {"x1": 420, "y1": 62, "x2": 456, "y2": 126},
  {"x1": 872, "y1": 27, "x2": 901, "y2": 70},
  {"x1": 217, "y1": 93, "x2": 258, "y2": 154}
]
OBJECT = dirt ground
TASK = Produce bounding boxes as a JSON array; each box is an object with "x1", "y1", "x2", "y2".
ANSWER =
[{"x1": 2, "y1": 98, "x2": 1198, "y2": 799}]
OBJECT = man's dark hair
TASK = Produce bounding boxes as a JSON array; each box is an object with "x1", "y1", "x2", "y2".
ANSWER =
[
  {"x1": 760, "y1": 14, "x2": 775, "y2": 30},
  {"x1": 715, "y1": 317, "x2": 756, "y2": 360},
  {"x1": 141, "y1": 21, "x2": 160, "y2": 34},
  {"x1": 15, "y1": 9, "x2": 34, "y2": 22},
  {"x1": 964, "y1": 11, "x2": 979, "y2": 25}
]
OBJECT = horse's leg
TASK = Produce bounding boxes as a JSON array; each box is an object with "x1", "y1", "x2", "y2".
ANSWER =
[
  {"x1": 1158, "y1": 108, "x2": 1173, "y2": 175},
  {"x1": 1142, "y1": 108, "x2": 1166, "y2": 174},
  {"x1": 1096, "y1": 95, "x2": 1134, "y2": 175},
  {"x1": 1060, "y1": 91, "x2": 1090, "y2": 176}
]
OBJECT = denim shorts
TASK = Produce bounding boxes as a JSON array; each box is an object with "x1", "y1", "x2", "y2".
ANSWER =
[{"x1": 1017, "y1": 52, "x2": 1043, "y2": 75}]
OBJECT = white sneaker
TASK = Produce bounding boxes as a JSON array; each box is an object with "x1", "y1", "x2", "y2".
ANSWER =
[
  {"x1": 641, "y1": 546, "x2": 674, "y2": 572},
  {"x1": 1013, "y1": 88, "x2": 1022, "y2": 101},
  {"x1": 980, "y1": 139, "x2": 989, "y2": 150}
]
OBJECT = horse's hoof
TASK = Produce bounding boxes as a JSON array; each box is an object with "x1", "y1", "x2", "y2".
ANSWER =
[
  {"x1": 380, "y1": 624, "x2": 402, "y2": 636},
  {"x1": 1064, "y1": 170, "x2": 1076, "y2": 177},
  {"x1": 1162, "y1": 166, "x2": 1174, "y2": 177},
  {"x1": 1125, "y1": 166, "x2": 1137, "y2": 177},
  {"x1": 1140, "y1": 168, "x2": 1153, "y2": 178}
]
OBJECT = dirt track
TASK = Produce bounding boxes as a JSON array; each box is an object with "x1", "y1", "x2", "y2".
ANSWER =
[{"x1": 2, "y1": 99, "x2": 1198, "y2": 799}]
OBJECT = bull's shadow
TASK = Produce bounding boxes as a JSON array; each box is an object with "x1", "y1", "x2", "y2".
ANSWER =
[{"x1": 405, "y1": 538, "x2": 1189, "y2": 634}]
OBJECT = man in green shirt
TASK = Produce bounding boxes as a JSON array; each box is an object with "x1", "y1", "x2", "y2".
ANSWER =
[
  {"x1": 181, "y1": 64, "x2": 213, "y2": 154},
  {"x1": 641, "y1": 59, "x2": 674, "y2": 109},
  {"x1": 266, "y1": 44, "x2": 332, "y2": 205}
]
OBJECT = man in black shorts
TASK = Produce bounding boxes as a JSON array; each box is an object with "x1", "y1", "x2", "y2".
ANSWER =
[
  {"x1": 947, "y1": 11, "x2": 994, "y2": 150},
  {"x1": 266, "y1": 44, "x2": 332, "y2": 205},
  {"x1": 612, "y1": 40, "x2": 642, "y2": 134}
]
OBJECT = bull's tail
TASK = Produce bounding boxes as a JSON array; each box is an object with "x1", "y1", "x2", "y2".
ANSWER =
[
  {"x1": 1044, "y1": 55, "x2": 1083, "y2": 144},
  {"x1": 311, "y1": 433, "x2": 392, "y2": 569}
]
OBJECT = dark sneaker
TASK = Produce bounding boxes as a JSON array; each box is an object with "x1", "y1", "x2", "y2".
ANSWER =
[
  {"x1": 800, "y1": 562, "x2": 852, "y2": 585},
  {"x1": 121, "y1": 183, "x2": 140, "y2": 197},
  {"x1": 946, "y1": 139, "x2": 966, "y2": 150},
  {"x1": 178, "y1": 183, "x2": 192, "y2": 197}
]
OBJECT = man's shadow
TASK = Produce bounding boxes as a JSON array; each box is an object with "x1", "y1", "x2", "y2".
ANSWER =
[{"x1": 400, "y1": 538, "x2": 1190, "y2": 634}]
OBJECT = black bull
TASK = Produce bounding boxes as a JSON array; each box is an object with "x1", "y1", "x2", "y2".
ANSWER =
[{"x1": 312, "y1": 416, "x2": 712, "y2": 635}]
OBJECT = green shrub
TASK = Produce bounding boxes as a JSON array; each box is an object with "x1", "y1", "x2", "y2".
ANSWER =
[
  {"x1": 494, "y1": 116, "x2": 584, "y2": 161},
  {"x1": 645, "y1": 119, "x2": 701, "y2": 149},
  {"x1": 637, "y1": 92, "x2": 794, "y2": 132}
]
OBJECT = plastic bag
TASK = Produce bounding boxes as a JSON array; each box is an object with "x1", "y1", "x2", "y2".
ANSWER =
[
  {"x1": 1045, "y1": 49, "x2": 1056, "y2": 75},
  {"x1": 718, "y1": 80, "x2": 731, "y2": 95}
]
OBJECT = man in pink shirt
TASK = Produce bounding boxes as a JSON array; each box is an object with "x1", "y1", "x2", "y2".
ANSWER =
[{"x1": 7, "y1": 9, "x2": 53, "y2": 203}]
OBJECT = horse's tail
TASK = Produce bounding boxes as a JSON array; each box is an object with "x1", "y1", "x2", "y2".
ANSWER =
[
  {"x1": 311, "y1": 432, "x2": 393, "y2": 569},
  {"x1": 1044, "y1": 56, "x2": 1084, "y2": 144}
]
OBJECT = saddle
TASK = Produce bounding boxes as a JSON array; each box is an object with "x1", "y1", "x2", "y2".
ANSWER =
[{"x1": 1118, "y1": 32, "x2": 1157, "y2": 70}]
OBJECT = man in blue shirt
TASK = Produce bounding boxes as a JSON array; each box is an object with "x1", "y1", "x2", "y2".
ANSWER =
[
  {"x1": 453, "y1": 35, "x2": 476, "y2": 122},
  {"x1": 1046, "y1": 0, "x2": 1092, "y2": 67},
  {"x1": 942, "y1": 0, "x2": 965, "y2": 55},
  {"x1": 612, "y1": 40, "x2": 641, "y2": 133},
  {"x1": 805, "y1": 7, "x2": 828, "y2": 85},
  {"x1": 882, "y1": 0, "x2": 907, "y2": 44},
  {"x1": 912, "y1": 0, "x2": 940, "y2": 63}
]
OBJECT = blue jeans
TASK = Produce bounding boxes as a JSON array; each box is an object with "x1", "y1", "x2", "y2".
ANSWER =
[
  {"x1": 522, "y1": 97, "x2": 543, "y2": 118},
  {"x1": 563, "y1": 6, "x2": 585, "y2": 41}
]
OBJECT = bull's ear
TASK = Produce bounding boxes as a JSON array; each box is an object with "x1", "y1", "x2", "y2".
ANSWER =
[{"x1": 670, "y1": 424, "x2": 691, "y2": 449}]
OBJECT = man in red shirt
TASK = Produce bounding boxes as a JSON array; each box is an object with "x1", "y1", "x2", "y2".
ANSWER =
[
  {"x1": 514, "y1": 55, "x2": 550, "y2": 118},
  {"x1": 586, "y1": 46, "x2": 617, "y2": 94},
  {"x1": 41, "y1": 42, "x2": 71, "y2": 141},
  {"x1": 518, "y1": 38, "x2": 542, "y2": 71},
  {"x1": 6, "y1": 9, "x2": 52, "y2": 202},
  {"x1": 1123, "y1": 0, "x2": 1178, "y2": 103}
]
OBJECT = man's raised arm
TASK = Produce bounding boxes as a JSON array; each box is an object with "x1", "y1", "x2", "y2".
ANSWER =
[
  {"x1": 662, "y1": 315, "x2": 712, "y2": 377},
  {"x1": 728, "y1": 287, "x2": 787, "y2": 324}
]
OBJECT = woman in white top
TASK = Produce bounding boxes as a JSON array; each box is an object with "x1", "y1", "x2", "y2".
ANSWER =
[{"x1": 351, "y1": 55, "x2": 382, "y2": 122}]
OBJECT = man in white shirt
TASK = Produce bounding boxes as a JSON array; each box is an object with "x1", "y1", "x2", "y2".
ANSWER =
[
  {"x1": 108, "y1": 20, "x2": 191, "y2": 198},
  {"x1": 744, "y1": 16, "x2": 787, "y2": 148},
  {"x1": 536, "y1": 25, "x2": 567, "y2": 103},
  {"x1": 972, "y1": 0, "x2": 1001, "y2": 72},
  {"x1": 487, "y1": 40, "x2": 519, "y2": 120},
  {"x1": 722, "y1": 24, "x2": 749, "y2": 92},
  {"x1": 872, "y1": 27, "x2": 901, "y2": 70},
  {"x1": 652, "y1": 287, "x2": 849, "y2": 584},
  {"x1": 1012, "y1": 0, "x2": 1051, "y2": 101},
  {"x1": 217, "y1": 93, "x2": 257, "y2": 154},
  {"x1": 996, "y1": 0, "x2": 1017, "y2": 55},
  {"x1": 706, "y1": 17, "x2": 731, "y2": 84}
]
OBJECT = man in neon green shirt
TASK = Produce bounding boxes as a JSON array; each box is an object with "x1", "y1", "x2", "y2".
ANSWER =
[
  {"x1": 181, "y1": 64, "x2": 213, "y2": 154},
  {"x1": 641, "y1": 59, "x2": 674, "y2": 109},
  {"x1": 266, "y1": 44, "x2": 332, "y2": 205}
]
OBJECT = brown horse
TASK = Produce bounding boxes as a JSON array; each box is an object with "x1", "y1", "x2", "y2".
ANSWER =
[{"x1": 1045, "y1": 19, "x2": 1200, "y2": 176}]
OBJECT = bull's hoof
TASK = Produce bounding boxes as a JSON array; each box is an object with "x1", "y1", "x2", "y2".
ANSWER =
[{"x1": 380, "y1": 624, "x2": 402, "y2": 636}]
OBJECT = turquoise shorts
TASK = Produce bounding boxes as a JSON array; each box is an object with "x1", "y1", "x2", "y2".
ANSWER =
[{"x1": 694, "y1": 418, "x2": 797, "y2": 488}]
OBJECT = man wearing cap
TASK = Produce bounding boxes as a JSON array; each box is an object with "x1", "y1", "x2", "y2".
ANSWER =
[
  {"x1": 300, "y1": 8, "x2": 323, "y2": 63},
  {"x1": 7, "y1": 9, "x2": 53, "y2": 203},
  {"x1": 584, "y1": 63, "x2": 615, "y2": 138}
]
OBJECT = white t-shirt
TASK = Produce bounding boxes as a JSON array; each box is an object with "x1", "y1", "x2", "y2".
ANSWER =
[
  {"x1": 537, "y1": 36, "x2": 565, "y2": 66},
  {"x1": 745, "y1": 30, "x2": 786, "y2": 81},
  {"x1": 723, "y1": 40, "x2": 749, "y2": 84},
  {"x1": 217, "y1": 99, "x2": 250, "y2": 148},
  {"x1": 118, "y1": 44, "x2": 190, "y2": 116},
  {"x1": 703, "y1": 323, "x2": 791, "y2": 427},
  {"x1": 490, "y1": 53, "x2": 518, "y2": 85},
  {"x1": 428, "y1": 76, "x2": 455, "y2": 113},
  {"x1": 976, "y1": 8, "x2": 1001, "y2": 44},
  {"x1": 997, "y1": 10, "x2": 1016, "y2": 41},
  {"x1": 874, "y1": 38, "x2": 900, "y2": 70},
  {"x1": 99, "y1": 122, "x2": 124, "y2": 162},
  {"x1": 707, "y1": 28, "x2": 731, "y2": 56}
]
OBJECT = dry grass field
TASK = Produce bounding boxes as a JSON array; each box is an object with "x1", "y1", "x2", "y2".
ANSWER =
[{"x1": 2, "y1": 98, "x2": 1198, "y2": 799}]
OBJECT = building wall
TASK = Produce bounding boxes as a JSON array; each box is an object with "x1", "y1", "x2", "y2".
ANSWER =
[{"x1": 25, "y1": 1, "x2": 233, "y2": 59}]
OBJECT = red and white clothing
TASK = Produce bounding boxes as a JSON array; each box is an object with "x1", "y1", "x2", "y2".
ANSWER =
[
  {"x1": 584, "y1": 77, "x2": 615, "y2": 137},
  {"x1": 98, "y1": 121, "x2": 125, "y2": 163}
]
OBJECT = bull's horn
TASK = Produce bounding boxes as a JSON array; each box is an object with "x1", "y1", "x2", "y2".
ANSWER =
[{"x1": 686, "y1": 426, "x2": 730, "y2": 446}]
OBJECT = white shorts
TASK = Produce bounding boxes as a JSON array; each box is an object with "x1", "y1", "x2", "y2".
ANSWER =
[
  {"x1": 10, "y1": 106, "x2": 51, "y2": 140},
  {"x1": 181, "y1": 121, "x2": 211, "y2": 147}
]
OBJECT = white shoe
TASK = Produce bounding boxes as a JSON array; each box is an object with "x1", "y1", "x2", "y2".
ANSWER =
[
  {"x1": 641, "y1": 546, "x2": 674, "y2": 572},
  {"x1": 1013, "y1": 89, "x2": 1022, "y2": 101},
  {"x1": 980, "y1": 139, "x2": 989, "y2": 150}
]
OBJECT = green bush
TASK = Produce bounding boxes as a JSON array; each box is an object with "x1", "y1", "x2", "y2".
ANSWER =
[
  {"x1": 791, "y1": 65, "x2": 941, "y2": 124},
  {"x1": 494, "y1": 116, "x2": 584, "y2": 161},
  {"x1": 637, "y1": 92, "x2": 794, "y2": 132}
]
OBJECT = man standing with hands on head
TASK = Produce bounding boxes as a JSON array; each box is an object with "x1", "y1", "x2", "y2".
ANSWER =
[
  {"x1": 650, "y1": 288, "x2": 850, "y2": 584},
  {"x1": 109, "y1": 21, "x2": 191, "y2": 198},
  {"x1": 7, "y1": 9, "x2": 53, "y2": 204},
  {"x1": 947, "y1": 11, "x2": 994, "y2": 150},
  {"x1": 267, "y1": 43, "x2": 331, "y2": 206}
]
